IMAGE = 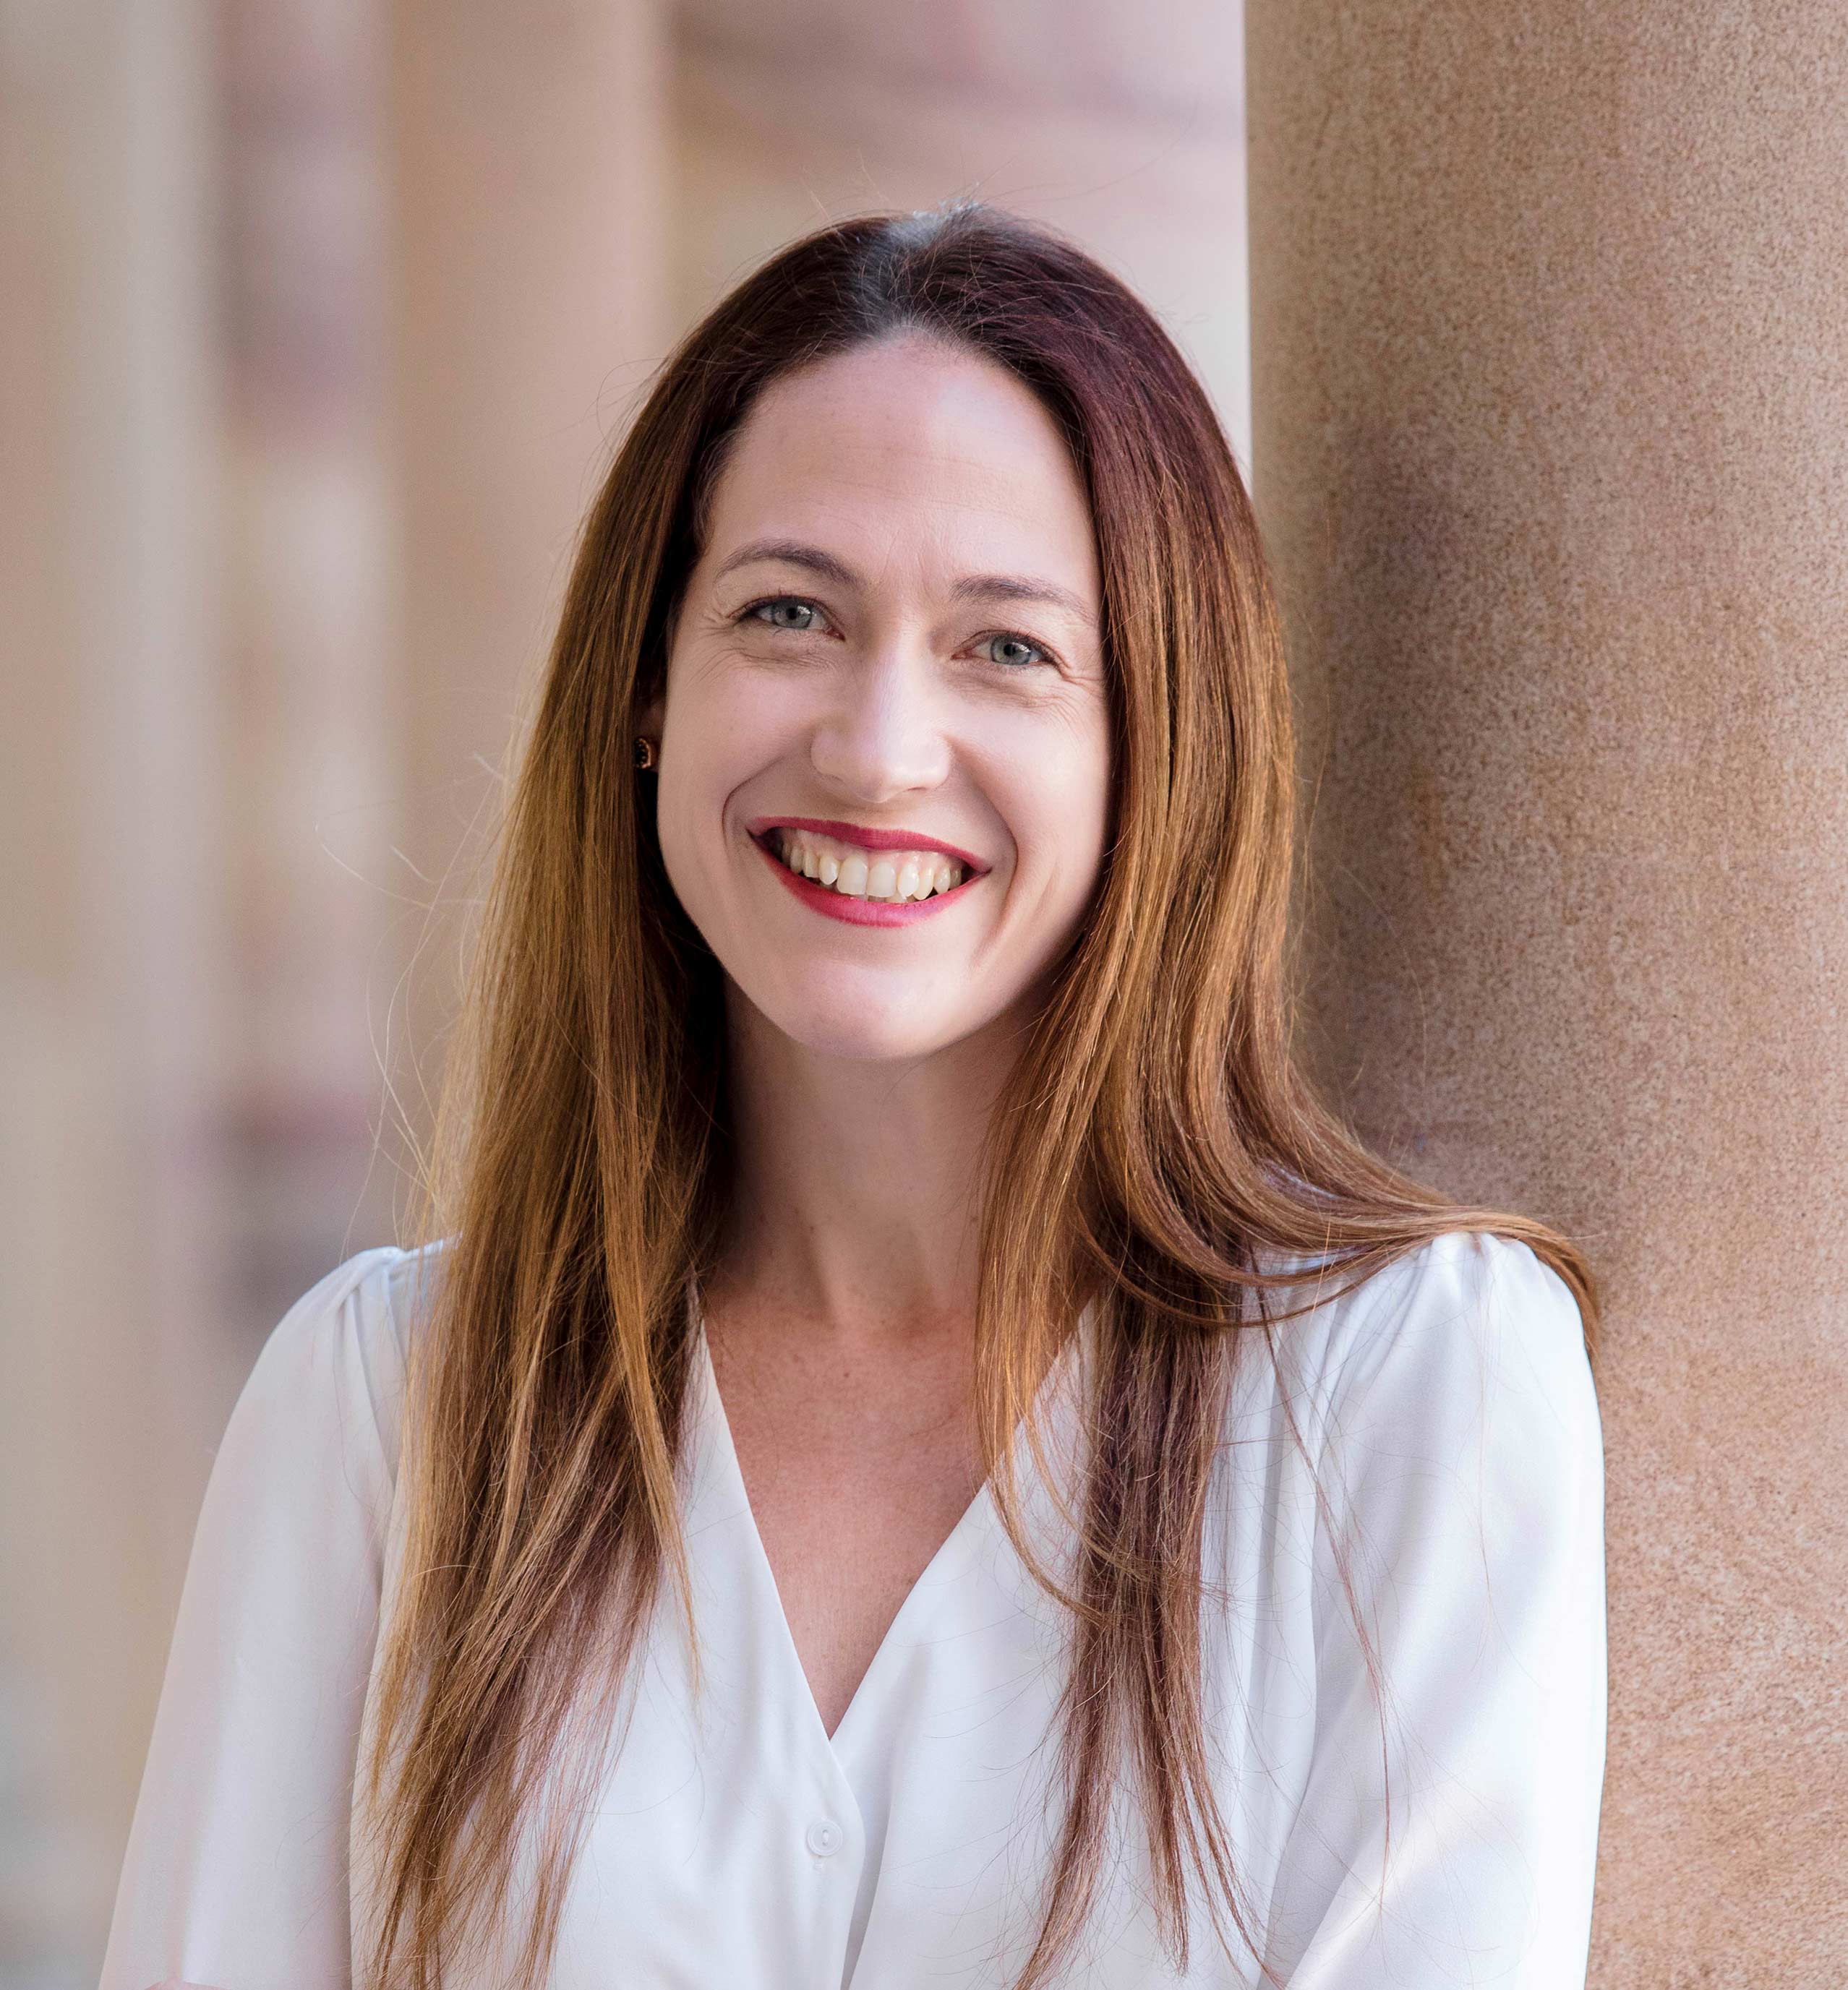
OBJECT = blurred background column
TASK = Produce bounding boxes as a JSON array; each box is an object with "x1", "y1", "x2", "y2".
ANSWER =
[
  {"x1": 386, "y1": 1, "x2": 673, "y2": 1118},
  {"x1": 1, "y1": 2, "x2": 224, "y2": 1967},
  {"x1": 1246, "y1": 4, "x2": 1848, "y2": 1980},
  {"x1": 215, "y1": 3, "x2": 402, "y2": 1318}
]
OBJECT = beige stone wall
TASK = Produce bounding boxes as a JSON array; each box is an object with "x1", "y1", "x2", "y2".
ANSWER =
[{"x1": 1246, "y1": 4, "x2": 1848, "y2": 1980}]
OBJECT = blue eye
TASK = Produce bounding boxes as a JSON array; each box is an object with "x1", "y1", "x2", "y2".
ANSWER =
[
  {"x1": 979, "y1": 632, "x2": 1052, "y2": 670},
  {"x1": 739, "y1": 596, "x2": 825, "y2": 632}
]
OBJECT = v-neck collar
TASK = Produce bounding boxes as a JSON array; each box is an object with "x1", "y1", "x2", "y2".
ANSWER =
[{"x1": 685, "y1": 1293, "x2": 1094, "y2": 1762}]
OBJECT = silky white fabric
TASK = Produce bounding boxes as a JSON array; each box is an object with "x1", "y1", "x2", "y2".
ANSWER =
[{"x1": 100, "y1": 1227, "x2": 1607, "y2": 1989}]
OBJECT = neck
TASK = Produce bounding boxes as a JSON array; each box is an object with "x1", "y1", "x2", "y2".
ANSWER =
[{"x1": 708, "y1": 983, "x2": 1026, "y2": 1343}]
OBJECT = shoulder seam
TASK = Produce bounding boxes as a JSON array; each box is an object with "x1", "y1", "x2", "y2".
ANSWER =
[{"x1": 264, "y1": 1245, "x2": 410, "y2": 1496}]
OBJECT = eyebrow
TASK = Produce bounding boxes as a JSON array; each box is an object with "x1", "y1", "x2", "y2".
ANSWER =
[{"x1": 711, "y1": 536, "x2": 1098, "y2": 632}]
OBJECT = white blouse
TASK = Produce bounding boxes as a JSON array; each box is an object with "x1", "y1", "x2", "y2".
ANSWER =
[{"x1": 100, "y1": 1227, "x2": 1607, "y2": 1990}]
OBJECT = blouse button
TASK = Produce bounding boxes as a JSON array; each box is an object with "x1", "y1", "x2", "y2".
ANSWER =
[{"x1": 805, "y1": 1817, "x2": 844, "y2": 1858}]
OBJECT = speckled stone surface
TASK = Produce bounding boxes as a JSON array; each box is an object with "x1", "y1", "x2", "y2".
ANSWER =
[{"x1": 1246, "y1": 5, "x2": 1848, "y2": 1981}]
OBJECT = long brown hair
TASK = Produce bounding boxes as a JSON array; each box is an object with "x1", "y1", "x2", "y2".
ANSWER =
[{"x1": 359, "y1": 200, "x2": 1600, "y2": 1989}]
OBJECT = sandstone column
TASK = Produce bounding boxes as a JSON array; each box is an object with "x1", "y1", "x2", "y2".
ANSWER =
[
  {"x1": 386, "y1": 2, "x2": 672, "y2": 1157},
  {"x1": 1247, "y1": 7, "x2": 1848, "y2": 1980},
  {"x1": 0, "y1": 4, "x2": 225, "y2": 1960}
]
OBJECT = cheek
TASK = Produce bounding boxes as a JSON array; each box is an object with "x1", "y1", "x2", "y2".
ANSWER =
[
  {"x1": 667, "y1": 669, "x2": 796, "y2": 818},
  {"x1": 659, "y1": 677, "x2": 819, "y2": 922},
  {"x1": 689, "y1": 660, "x2": 816, "y2": 749},
  {"x1": 1001, "y1": 715, "x2": 1113, "y2": 881}
]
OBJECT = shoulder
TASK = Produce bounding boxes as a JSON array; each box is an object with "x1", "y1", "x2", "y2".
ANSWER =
[
  {"x1": 238, "y1": 1238, "x2": 455, "y2": 1489},
  {"x1": 1330, "y1": 1227, "x2": 1587, "y2": 1383},
  {"x1": 1256, "y1": 1229, "x2": 1599, "y2": 1467}
]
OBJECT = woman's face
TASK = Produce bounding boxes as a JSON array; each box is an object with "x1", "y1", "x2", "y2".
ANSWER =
[{"x1": 643, "y1": 332, "x2": 1111, "y2": 1065}]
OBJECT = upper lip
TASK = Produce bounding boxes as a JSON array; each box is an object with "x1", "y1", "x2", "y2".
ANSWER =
[{"x1": 747, "y1": 815, "x2": 992, "y2": 874}]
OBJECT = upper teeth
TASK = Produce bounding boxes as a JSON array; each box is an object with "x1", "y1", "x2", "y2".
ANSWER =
[{"x1": 772, "y1": 828, "x2": 967, "y2": 901}]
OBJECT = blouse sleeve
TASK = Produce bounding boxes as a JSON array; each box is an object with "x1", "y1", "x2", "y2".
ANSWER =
[
  {"x1": 98, "y1": 1246, "x2": 411, "y2": 1990},
  {"x1": 1261, "y1": 1229, "x2": 1608, "y2": 1989}
]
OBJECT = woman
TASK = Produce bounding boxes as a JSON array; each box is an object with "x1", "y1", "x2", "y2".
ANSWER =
[{"x1": 101, "y1": 201, "x2": 1607, "y2": 1990}]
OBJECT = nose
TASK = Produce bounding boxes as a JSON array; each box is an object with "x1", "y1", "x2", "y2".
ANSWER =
[{"x1": 807, "y1": 643, "x2": 952, "y2": 802}]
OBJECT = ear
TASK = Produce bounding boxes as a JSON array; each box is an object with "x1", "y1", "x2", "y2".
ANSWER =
[{"x1": 636, "y1": 690, "x2": 666, "y2": 737}]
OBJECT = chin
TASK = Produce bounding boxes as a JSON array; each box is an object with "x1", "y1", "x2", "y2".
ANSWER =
[{"x1": 752, "y1": 983, "x2": 977, "y2": 1065}]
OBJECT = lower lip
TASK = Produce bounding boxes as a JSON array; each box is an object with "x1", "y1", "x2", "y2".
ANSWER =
[{"x1": 751, "y1": 834, "x2": 983, "y2": 926}]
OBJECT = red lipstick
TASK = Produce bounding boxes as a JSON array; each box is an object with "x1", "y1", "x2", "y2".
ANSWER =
[
  {"x1": 744, "y1": 815, "x2": 990, "y2": 875},
  {"x1": 749, "y1": 829, "x2": 983, "y2": 927}
]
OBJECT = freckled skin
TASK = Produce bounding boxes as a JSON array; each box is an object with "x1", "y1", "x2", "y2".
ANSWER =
[{"x1": 636, "y1": 333, "x2": 1111, "y2": 1736}]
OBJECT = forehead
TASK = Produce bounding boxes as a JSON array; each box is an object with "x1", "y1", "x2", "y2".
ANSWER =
[{"x1": 700, "y1": 337, "x2": 1099, "y2": 593}]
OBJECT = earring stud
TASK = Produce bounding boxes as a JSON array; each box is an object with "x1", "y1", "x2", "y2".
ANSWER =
[{"x1": 633, "y1": 735, "x2": 658, "y2": 771}]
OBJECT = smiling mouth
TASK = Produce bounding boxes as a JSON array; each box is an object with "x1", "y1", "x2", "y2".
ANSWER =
[
  {"x1": 753, "y1": 824, "x2": 974, "y2": 902},
  {"x1": 748, "y1": 825, "x2": 984, "y2": 925}
]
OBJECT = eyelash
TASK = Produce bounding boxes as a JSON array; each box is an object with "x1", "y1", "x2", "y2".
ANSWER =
[{"x1": 732, "y1": 594, "x2": 1060, "y2": 672}]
